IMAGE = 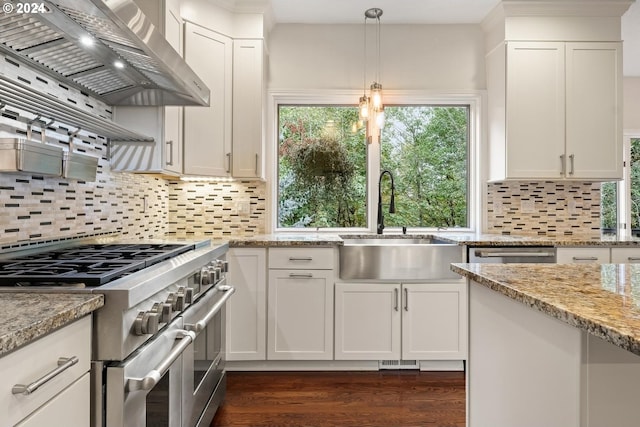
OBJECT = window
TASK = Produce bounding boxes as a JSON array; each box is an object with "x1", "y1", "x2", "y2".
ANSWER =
[
  {"x1": 274, "y1": 94, "x2": 476, "y2": 232},
  {"x1": 601, "y1": 136, "x2": 640, "y2": 237},
  {"x1": 278, "y1": 105, "x2": 367, "y2": 228},
  {"x1": 380, "y1": 106, "x2": 469, "y2": 228}
]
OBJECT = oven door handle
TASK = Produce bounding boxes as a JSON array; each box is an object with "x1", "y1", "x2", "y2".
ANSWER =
[
  {"x1": 185, "y1": 285, "x2": 236, "y2": 334},
  {"x1": 126, "y1": 329, "x2": 196, "y2": 392}
]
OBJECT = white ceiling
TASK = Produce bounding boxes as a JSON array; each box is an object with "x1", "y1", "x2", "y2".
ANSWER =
[
  {"x1": 269, "y1": 0, "x2": 501, "y2": 24},
  {"x1": 245, "y1": 0, "x2": 640, "y2": 76}
]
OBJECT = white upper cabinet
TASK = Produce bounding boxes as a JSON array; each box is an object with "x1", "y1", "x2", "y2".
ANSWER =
[
  {"x1": 565, "y1": 42, "x2": 622, "y2": 180},
  {"x1": 487, "y1": 40, "x2": 622, "y2": 181},
  {"x1": 183, "y1": 23, "x2": 233, "y2": 176},
  {"x1": 232, "y1": 39, "x2": 264, "y2": 179}
]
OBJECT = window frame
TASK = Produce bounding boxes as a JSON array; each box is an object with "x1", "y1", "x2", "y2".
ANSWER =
[{"x1": 266, "y1": 90, "x2": 482, "y2": 234}]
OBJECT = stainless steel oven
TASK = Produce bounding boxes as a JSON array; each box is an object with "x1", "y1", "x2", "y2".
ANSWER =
[
  {"x1": 104, "y1": 319, "x2": 192, "y2": 427},
  {"x1": 0, "y1": 237, "x2": 234, "y2": 427},
  {"x1": 182, "y1": 279, "x2": 235, "y2": 427}
]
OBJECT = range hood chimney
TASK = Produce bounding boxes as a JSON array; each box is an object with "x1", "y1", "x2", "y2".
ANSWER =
[{"x1": 0, "y1": 0, "x2": 210, "y2": 106}]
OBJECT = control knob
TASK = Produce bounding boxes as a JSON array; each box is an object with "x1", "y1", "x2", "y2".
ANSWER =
[
  {"x1": 150, "y1": 302, "x2": 172, "y2": 323},
  {"x1": 166, "y1": 291, "x2": 186, "y2": 311},
  {"x1": 133, "y1": 311, "x2": 159, "y2": 336}
]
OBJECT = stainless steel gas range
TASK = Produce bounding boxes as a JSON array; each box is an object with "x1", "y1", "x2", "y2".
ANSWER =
[{"x1": 0, "y1": 237, "x2": 235, "y2": 427}]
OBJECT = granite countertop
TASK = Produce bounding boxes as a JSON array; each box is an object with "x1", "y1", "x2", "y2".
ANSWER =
[
  {"x1": 229, "y1": 232, "x2": 640, "y2": 247},
  {"x1": 0, "y1": 293, "x2": 104, "y2": 357},
  {"x1": 451, "y1": 263, "x2": 640, "y2": 356}
]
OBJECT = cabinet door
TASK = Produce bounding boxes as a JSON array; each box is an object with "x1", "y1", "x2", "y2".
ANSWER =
[
  {"x1": 267, "y1": 269, "x2": 333, "y2": 360},
  {"x1": 565, "y1": 42, "x2": 622, "y2": 180},
  {"x1": 184, "y1": 23, "x2": 232, "y2": 176},
  {"x1": 232, "y1": 39, "x2": 264, "y2": 178},
  {"x1": 556, "y1": 247, "x2": 610, "y2": 263},
  {"x1": 505, "y1": 41, "x2": 565, "y2": 179},
  {"x1": 226, "y1": 248, "x2": 267, "y2": 360},
  {"x1": 334, "y1": 283, "x2": 401, "y2": 360},
  {"x1": 401, "y1": 282, "x2": 468, "y2": 361},
  {"x1": 15, "y1": 374, "x2": 90, "y2": 427},
  {"x1": 163, "y1": 1, "x2": 183, "y2": 174},
  {"x1": 610, "y1": 248, "x2": 640, "y2": 264}
]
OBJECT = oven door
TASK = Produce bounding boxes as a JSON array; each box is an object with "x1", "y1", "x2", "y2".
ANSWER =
[
  {"x1": 105, "y1": 319, "x2": 195, "y2": 427},
  {"x1": 182, "y1": 280, "x2": 235, "y2": 427}
]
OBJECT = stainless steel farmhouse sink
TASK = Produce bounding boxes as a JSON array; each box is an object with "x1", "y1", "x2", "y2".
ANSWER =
[{"x1": 339, "y1": 236, "x2": 463, "y2": 280}]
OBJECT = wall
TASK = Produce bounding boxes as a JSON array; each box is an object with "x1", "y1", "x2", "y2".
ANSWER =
[
  {"x1": 624, "y1": 77, "x2": 640, "y2": 130},
  {"x1": 268, "y1": 24, "x2": 486, "y2": 91}
]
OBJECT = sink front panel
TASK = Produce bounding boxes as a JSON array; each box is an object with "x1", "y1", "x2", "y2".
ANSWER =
[{"x1": 339, "y1": 243, "x2": 462, "y2": 280}]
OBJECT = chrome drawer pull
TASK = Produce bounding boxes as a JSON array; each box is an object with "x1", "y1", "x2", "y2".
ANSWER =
[
  {"x1": 627, "y1": 257, "x2": 640, "y2": 262},
  {"x1": 185, "y1": 286, "x2": 236, "y2": 334},
  {"x1": 126, "y1": 330, "x2": 196, "y2": 392},
  {"x1": 572, "y1": 257, "x2": 599, "y2": 261},
  {"x1": 476, "y1": 251, "x2": 555, "y2": 258},
  {"x1": 288, "y1": 257, "x2": 313, "y2": 261},
  {"x1": 289, "y1": 273, "x2": 313, "y2": 278},
  {"x1": 394, "y1": 288, "x2": 399, "y2": 312},
  {"x1": 12, "y1": 356, "x2": 79, "y2": 395}
]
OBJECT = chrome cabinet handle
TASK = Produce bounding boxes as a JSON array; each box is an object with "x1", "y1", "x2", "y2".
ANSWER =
[
  {"x1": 288, "y1": 273, "x2": 313, "y2": 278},
  {"x1": 404, "y1": 288, "x2": 409, "y2": 311},
  {"x1": 126, "y1": 330, "x2": 196, "y2": 392},
  {"x1": 12, "y1": 356, "x2": 79, "y2": 395},
  {"x1": 255, "y1": 153, "x2": 259, "y2": 175},
  {"x1": 627, "y1": 257, "x2": 640, "y2": 262},
  {"x1": 289, "y1": 257, "x2": 313, "y2": 261},
  {"x1": 166, "y1": 140, "x2": 173, "y2": 166},
  {"x1": 560, "y1": 154, "x2": 566, "y2": 176},
  {"x1": 569, "y1": 154, "x2": 575, "y2": 175},
  {"x1": 226, "y1": 152, "x2": 231, "y2": 173},
  {"x1": 394, "y1": 288, "x2": 399, "y2": 311},
  {"x1": 475, "y1": 251, "x2": 556, "y2": 258},
  {"x1": 185, "y1": 285, "x2": 235, "y2": 334},
  {"x1": 572, "y1": 256, "x2": 599, "y2": 261}
]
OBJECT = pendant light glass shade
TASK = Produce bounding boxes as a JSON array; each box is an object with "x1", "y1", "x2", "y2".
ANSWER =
[
  {"x1": 359, "y1": 95, "x2": 370, "y2": 120},
  {"x1": 359, "y1": 8, "x2": 384, "y2": 143}
]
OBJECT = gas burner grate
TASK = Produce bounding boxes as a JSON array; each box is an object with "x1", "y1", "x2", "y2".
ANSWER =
[{"x1": 0, "y1": 243, "x2": 194, "y2": 286}]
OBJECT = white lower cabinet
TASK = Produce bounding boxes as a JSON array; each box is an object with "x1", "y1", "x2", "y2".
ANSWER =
[
  {"x1": 226, "y1": 248, "x2": 267, "y2": 361},
  {"x1": 1, "y1": 315, "x2": 92, "y2": 427},
  {"x1": 15, "y1": 374, "x2": 90, "y2": 427},
  {"x1": 610, "y1": 248, "x2": 640, "y2": 263},
  {"x1": 556, "y1": 247, "x2": 611, "y2": 263},
  {"x1": 335, "y1": 282, "x2": 467, "y2": 362},
  {"x1": 334, "y1": 283, "x2": 401, "y2": 360},
  {"x1": 267, "y1": 268, "x2": 334, "y2": 360}
]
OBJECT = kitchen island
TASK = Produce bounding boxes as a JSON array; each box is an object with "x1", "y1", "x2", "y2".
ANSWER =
[{"x1": 452, "y1": 263, "x2": 640, "y2": 427}]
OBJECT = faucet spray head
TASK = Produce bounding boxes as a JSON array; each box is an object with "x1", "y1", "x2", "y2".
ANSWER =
[{"x1": 389, "y1": 192, "x2": 396, "y2": 213}]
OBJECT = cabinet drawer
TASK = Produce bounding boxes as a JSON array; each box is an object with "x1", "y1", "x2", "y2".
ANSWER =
[
  {"x1": 610, "y1": 248, "x2": 640, "y2": 264},
  {"x1": 556, "y1": 247, "x2": 610, "y2": 263},
  {"x1": 268, "y1": 248, "x2": 334, "y2": 270},
  {"x1": 1, "y1": 316, "x2": 91, "y2": 426}
]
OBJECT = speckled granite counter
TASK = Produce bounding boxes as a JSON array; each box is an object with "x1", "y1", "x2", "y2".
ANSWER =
[
  {"x1": 229, "y1": 233, "x2": 343, "y2": 247},
  {"x1": 451, "y1": 263, "x2": 640, "y2": 356},
  {"x1": 229, "y1": 232, "x2": 640, "y2": 247},
  {"x1": 0, "y1": 293, "x2": 103, "y2": 356}
]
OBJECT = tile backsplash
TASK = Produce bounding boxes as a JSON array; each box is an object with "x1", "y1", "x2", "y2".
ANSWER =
[
  {"x1": 486, "y1": 181, "x2": 602, "y2": 238},
  {"x1": 166, "y1": 179, "x2": 267, "y2": 238}
]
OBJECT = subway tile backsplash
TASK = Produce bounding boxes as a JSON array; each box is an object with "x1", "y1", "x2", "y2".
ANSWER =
[{"x1": 486, "y1": 181, "x2": 601, "y2": 238}]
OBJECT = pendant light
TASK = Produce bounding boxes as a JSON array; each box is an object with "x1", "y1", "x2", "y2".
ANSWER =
[{"x1": 359, "y1": 8, "x2": 384, "y2": 143}]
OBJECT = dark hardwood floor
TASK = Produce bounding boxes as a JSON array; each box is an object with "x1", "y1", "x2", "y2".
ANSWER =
[{"x1": 211, "y1": 370, "x2": 466, "y2": 427}]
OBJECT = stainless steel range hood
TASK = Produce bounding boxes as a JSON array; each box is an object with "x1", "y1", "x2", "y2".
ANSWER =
[{"x1": 0, "y1": 0, "x2": 210, "y2": 106}]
